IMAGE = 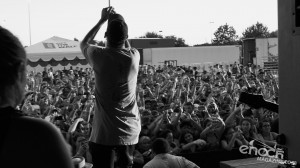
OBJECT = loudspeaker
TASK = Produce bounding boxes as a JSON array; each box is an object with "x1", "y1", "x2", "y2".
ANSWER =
[{"x1": 239, "y1": 92, "x2": 279, "y2": 113}]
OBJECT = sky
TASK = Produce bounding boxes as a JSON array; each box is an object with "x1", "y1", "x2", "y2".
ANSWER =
[{"x1": 0, "y1": 0, "x2": 278, "y2": 46}]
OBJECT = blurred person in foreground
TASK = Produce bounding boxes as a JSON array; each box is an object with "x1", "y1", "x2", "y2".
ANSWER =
[
  {"x1": 143, "y1": 138, "x2": 200, "y2": 168},
  {"x1": 0, "y1": 26, "x2": 73, "y2": 167},
  {"x1": 80, "y1": 6, "x2": 141, "y2": 168}
]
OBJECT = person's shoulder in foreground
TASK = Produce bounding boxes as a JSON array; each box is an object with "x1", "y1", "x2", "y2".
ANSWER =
[
  {"x1": 143, "y1": 138, "x2": 200, "y2": 168},
  {"x1": 0, "y1": 26, "x2": 73, "y2": 168},
  {"x1": 1, "y1": 116, "x2": 74, "y2": 168}
]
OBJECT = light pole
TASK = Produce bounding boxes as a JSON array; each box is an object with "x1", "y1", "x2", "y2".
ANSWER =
[
  {"x1": 209, "y1": 21, "x2": 214, "y2": 43},
  {"x1": 159, "y1": 30, "x2": 163, "y2": 38}
]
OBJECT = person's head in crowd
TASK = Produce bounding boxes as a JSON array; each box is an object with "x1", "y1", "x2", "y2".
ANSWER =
[
  {"x1": 158, "y1": 129, "x2": 174, "y2": 146},
  {"x1": 227, "y1": 71, "x2": 232, "y2": 78},
  {"x1": 53, "y1": 115, "x2": 66, "y2": 131},
  {"x1": 60, "y1": 72, "x2": 66, "y2": 78},
  {"x1": 86, "y1": 93, "x2": 93, "y2": 101},
  {"x1": 173, "y1": 98, "x2": 181, "y2": 106},
  {"x1": 212, "y1": 87, "x2": 221, "y2": 98},
  {"x1": 140, "y1": 125, "x2": 150, "y2": 137},
  {"x1": 78, "y1": 86, "x2": 85, "y2": 96},
  {"x1": 183, "y1": 102, "x2": 194, "y2": 114},
  {"x1": 204, "y1": 87, "x2": 212, "y2": 98},
  {"x1": 258, "y1": 119, "x2": 272, "y2": 134},
  {"x1": 140, "y1": 110, "x2": 152, "y2": 126},
  {"x1": 179, "y1": 130, "x2": 194, "y2": 145},
  {"x1": 151, "y1": 138, "x2": 170, "y2": 155},
  {"x1": 240, "y1": 117, "x2": 253, "y2": 134},
  {"x1": 242, "y1": 108, "x2": 254, "y2": 119},
  {"x1": 145, "y1": 99, "x2": 152, "y2": 110},
  {"x1": 207, "y1": 102, "x2": 219, "y2": 117},
  {"x1": 39, "y1": 97, "x2": 50, "y2": 107},
  {"x1": 238, "y1": 78, "x2": 244, "y2": 86},
  {"x1": 194, "y1": 105, "x2": 207, "y2": 119},
  {"x1": 138, "y1": 136, "x2": 151, "y2": 152},
  {"x1": 41, "y1": 86, "x2": 50, "y2": 95},
  {"x1": 221, "y1": 104, "x2": 231, "y2": 113},
  {"x1": 75, "y1": 120, "x2": 90, "y2": 137},
  {"x1": 69, "y1": 69, "x2": 74, "y2": 75},
  {"x1": 193, "y1": 103, "x2": 200, "y2": 112},
  {"x1": 79, "y1": 78, "x2": 85, "y2": 86},
  {"x1": 189, "y1": 76, "x2": 195, "y2": 83},
  {"x1": 36, "y1": 72, "x2": 42, "y2": 78}
]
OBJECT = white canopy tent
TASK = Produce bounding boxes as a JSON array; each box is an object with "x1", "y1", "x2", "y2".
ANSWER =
[{"x1": 25, "y1": 36, "x2": 89, "y2": 71}]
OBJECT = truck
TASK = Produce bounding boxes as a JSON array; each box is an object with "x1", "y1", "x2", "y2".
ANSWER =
[
  {"x1": 242, "y1": 38, "x2": 278, "y2": 71},
  {"x1": 140, "y1": 45, "x2": 242, "y2": 68},
  {"x1": 128, "y1": 38, "x2": 175, "y2": 49}
]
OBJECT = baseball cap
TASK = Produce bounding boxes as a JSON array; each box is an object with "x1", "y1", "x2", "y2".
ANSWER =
[{"x1": 105, "y1": 14, "x2": 128, "y2": 44}]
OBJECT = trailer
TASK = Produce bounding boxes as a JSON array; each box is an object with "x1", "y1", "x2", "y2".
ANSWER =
[
  {"x1": 128, "y1": 38, "x2": 175, "y2": 49},
  {"x1": 242, "y1": 38, "x2": 278, "y2": 71},
  {"x1": 141, "y1": 45, "x2": 242, "y2": 68}
]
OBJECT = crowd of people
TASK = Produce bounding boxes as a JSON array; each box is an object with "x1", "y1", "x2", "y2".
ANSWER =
[
  {"x1": 0, "y1": 7, "x2": 283, "y2": 168},
  {"x1": 21, "y1": 62, "x2": 280, "y2": 167}
]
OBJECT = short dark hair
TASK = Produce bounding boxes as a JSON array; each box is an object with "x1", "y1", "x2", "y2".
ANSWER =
[
  {"x1": 151, "y1": 138, "x2": 170, "y2": 154},
  {"x1": 0, "y1": 26, "x2": 26, "y2": 104},
  {"x1": 242, "y1": 109, "x2": 253, "y2": 118},
  {"x1": 105, "y1": 14, "x2": 128, "y2": 46},
  {"x1": 0, "y1": 26, "x2": 26, "y2": 87},
  {"x1": 185, "y1": 102, "x2": 193, "y2": 107}
]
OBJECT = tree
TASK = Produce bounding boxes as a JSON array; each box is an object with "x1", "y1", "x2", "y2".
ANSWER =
[
  {"x1": 268, "y1": 30, "x2": 278, "y2": 38},
  {"x1": 193, "y1": 43, "x2": 212, "y2": 47},
  {"x1": 165, "y1": 35, "x2": 189, "y2": 47},
  {"x1": 140, "y1": 32, "x2": 163, "y2": 38},
  {"x1": 212, "y1": 23, "x2": 238, "y2": 45},
  {"x1": 140, "y1": 32, "x2": 189, "y2": 47},
  {"x1": 242, "y1": 22, "x2": 270, "y2": 38}
]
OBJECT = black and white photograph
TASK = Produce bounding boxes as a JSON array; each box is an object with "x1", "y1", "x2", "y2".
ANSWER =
[{"x1": 0, "y1": 0, "x2": 299, "y2": 168}]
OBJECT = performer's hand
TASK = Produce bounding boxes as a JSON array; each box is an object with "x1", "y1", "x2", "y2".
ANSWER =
[{"x1": 100, "y1": 7, "x2": 114, "y2": 22}]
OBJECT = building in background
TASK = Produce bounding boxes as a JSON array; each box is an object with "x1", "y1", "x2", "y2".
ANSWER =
[{"x1": 242, "y1": 38, "x2": 278, "y2": 71}]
